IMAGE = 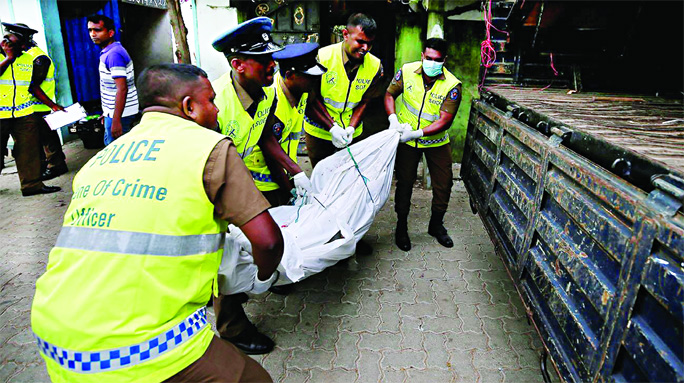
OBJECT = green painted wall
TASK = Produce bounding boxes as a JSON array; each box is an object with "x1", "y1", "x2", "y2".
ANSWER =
[{"x1": 445, "y1": 20, "x2": 482, "y2": 163}]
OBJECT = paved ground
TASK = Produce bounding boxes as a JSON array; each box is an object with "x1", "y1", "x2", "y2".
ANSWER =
[{"x1": 0, "y1": 139, "x2": 560, "y2": 382}]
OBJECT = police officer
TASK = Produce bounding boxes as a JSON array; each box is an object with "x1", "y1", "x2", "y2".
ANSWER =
[
  {"x1": 245, "y1": 42, "x2": 326, "y2": 206},
  {"x1": 32, "y1": 63, "x2": 281, "y2": 382},
  {"x1": 385, "y1": 38, "x2": 462, "y2": 251},
  {"x1": 302, "y1": 12, "x2": 383, "y2": 256},
  {"x1": 211, "y1": 17, "x2": 313, "y2": 354},
  {"x1": 303, "y1": 12, "x2": 384, "y2": 167},
  {"x1": 0, "y1": 22, "x2": 60, "y2": 196},
  {"x1": 15, "y1": 23, "x2": 69, "y2": 180},
  {"x1": 265, "y1": 42, "x2": 326, "y2": 201}
]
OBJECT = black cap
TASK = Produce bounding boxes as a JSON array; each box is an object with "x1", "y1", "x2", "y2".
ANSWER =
[
  {"x1": 212, "y1": 17, "x2": 283, "y2": 56},
  {"x1": 273, "y1": 43, "x2": 327, "y2": 76},
  {"x1": 2, "y1": 22, "x2": 38, "y2": 40}
]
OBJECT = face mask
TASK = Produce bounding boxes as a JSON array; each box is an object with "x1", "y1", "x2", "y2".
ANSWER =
[{"x1": 422, "y1": 59, "x2": 444, "y2": 77}]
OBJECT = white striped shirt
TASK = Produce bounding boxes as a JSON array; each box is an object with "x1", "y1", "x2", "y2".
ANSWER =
[{"x1": 98, "y1": 42, "x2": 139, "y2": 118}]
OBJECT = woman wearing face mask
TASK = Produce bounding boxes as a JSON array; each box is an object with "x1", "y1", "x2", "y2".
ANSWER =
[{"x1": 384, "y1": 37, "x2": 462, "y2": 252}]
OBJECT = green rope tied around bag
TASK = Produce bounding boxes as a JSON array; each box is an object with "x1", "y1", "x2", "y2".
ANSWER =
[{"x1": 346, "y1": 145, "x2": 374, "y2": 204}]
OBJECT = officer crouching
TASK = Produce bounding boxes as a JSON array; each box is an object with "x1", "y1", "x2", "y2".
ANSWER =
[{"x1": 31, "y1": 63, "x2": 283, "y2": 382}]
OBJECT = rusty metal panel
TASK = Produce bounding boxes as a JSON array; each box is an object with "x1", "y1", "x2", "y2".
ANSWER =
[{"x1": 460, "y1": 88, "x2": 684, "y2": 383}]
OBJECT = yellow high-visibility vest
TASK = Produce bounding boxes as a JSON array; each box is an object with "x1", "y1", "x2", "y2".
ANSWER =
[
  {"x1": 0, "y1": 50, "x2": 35, "y2": 118},
  {"x1": 31, "y1": 112, "x2": 227, "y2": 383},
  {"x1": 248, "y1": 73, "x2": 306, "y2": 191},
  {"x1": 213, "y1": 72, "x2": 275, "y2": 186},
  {"x1": 26, "y1": 46, "x2": 56, "y2": 113},
  {"x1": 396, "y1": 61, "x2": 461, "y2": 148},
  {"x1": 303, "y1": 42, "x2": 380, "y2": 141}
]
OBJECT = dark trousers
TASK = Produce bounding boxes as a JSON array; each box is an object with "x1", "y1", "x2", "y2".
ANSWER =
[
  {"x1": 262, "y1": 188, "x2": 291, "y2": 207},
  {"x1": 213, "y1": 293, "x2": 254, "y2": 339},
  {"x1": 305, "y1": 131, "x2": 370, "y2": 169},
  {"x1": 35, "y1": 111, "x2": 66, "y2": 169},
  {"x1": 0, "y1": 115, "x2": 45, "y2": 192},
  {"x1": 394, "y1": 142, "x2": 453, "y2": 215},
  {"x1": 163, "y1": 336, "x2": 271, "y2": 382},
  {"x1": 304, "y1": 132, "x2": 338, "y2": 169}
]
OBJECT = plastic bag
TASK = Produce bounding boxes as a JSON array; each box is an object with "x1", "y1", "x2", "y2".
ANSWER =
[{"x1": 219, "y1": 129, "x2": 400, "y2": 295}]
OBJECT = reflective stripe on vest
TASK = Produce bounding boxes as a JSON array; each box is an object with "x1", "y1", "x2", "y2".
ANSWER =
[
  {"x1": 33, "y1": 307, "x2": 207, "y2": 374},
  {"x1": 401, "y1": 98, "x2": 439, "y2": 122},
  {"x1": 303, "y1": 42, "x2": 380, "y2": 141},
  {"x1": 35, "y1": 307, "x2": 208, "y2": 374},
  {"x1": 31, "y1": 113, "x2": 226, "y2": 382},
  {"x1": 27, "y1": 46, "x2": 56, "y2": 113},
  {"x1": 396, "y1": 61, "x2": 461, "y2": 149},
  {"x1": 0, "y1": 51, "x2": 35, "y2": 118},
  {"x1": 56, "y1": 226, "x2": 224, "y2": 256}
]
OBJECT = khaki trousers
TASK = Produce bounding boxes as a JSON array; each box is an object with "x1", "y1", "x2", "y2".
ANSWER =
[
  {"x1": 163, "y1": 336, "x2": 272, "y2": 383},
  {"x1": 394, "y1": 142, "x2": 453, "y2": 215}
]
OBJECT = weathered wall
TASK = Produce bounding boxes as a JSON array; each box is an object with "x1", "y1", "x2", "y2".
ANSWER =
[
  {"x1": 445, "y1": 20, "x2": 482, "y2": 162},
  {"x1": 183, "y1": 0, "x2": 237, "y2": 81},
  {"x1": 394, "y1": 9, "x2": 482, "y2": 163},
  {"x1": 120, "y1": 3, "x2": 174, "y2": 76}
]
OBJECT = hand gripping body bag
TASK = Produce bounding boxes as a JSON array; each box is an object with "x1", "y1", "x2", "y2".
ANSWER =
[{"x1": 219, "y1": 129, "x2": 400, "y2": 294}]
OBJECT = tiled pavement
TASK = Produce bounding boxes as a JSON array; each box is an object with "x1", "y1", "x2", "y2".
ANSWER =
[{"x1": 0, "y1": 139, "x2": 560, "y2": 382}]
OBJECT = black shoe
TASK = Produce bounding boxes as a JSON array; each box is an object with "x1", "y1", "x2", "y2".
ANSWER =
[
  {"x1": 268, "y1": 284, "x2": 293, "y2": 295},
  {"x1": 395, "y1": 213, "x2": 411, "y2": 251},
  {"x1": 22, "y1": 185, "x2": 61, "y2": 197},
  {"x1": 428, "y1": 211, "x2": 454, "y2": 248},
  {"x1": 355, "y1": 239, "x2": 373, "y2": 256},
  {"x1": 395, "y1": 228, "x2": 411, "y2": 251},
  {"x1": 226, "y1": 329, "x2": 275, "y2": 355},
  {"x1": 41, "y1": 163, "x2": 68, "y2": 181}
]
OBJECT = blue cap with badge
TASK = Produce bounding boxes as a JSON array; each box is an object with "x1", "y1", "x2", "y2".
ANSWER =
[
  {"x1": 272, "y1": 42, "x2": 327, "y2": 76},
  {"x1": 212, "y1": 17, "x2": 283, "y2": 56}
]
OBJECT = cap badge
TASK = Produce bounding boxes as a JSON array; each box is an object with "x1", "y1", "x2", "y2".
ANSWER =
[{"x1": 262, "y1": 33, "x2": 269, "y2": 41}]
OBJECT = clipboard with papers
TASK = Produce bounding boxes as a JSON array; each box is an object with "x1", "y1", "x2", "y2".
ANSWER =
[{"x1": 43, "y1": 103, "x2": 88, "y2": 131}]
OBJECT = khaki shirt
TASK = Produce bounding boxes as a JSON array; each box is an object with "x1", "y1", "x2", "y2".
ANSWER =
[
  {"x1": 203, "y1": 139, "x2": 270, "y2": 226},
  {"x1": 340, "y1": 44, "x2": 385, "y2": 99},
  {"x1": 387, "y1": 65, "x2": 461, "y2": 114}
]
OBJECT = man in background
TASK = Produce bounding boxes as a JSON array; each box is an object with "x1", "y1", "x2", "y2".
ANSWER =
[
  {"x1": 0, "y1": 22, "x2": 60, "y2": 196},
  {"x1": 16, "y1": 23, "x2": 69, "y2": 180},
  {"x1": 87, "y1": 14, "x2": 139, "y2": 145}
]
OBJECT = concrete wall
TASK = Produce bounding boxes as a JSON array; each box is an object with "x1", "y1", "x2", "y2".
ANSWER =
[
  {"x1": 182, "y1": 0, "x2": 236, "y2": 81},
  {"x1": 119, "y1": 2, "x2": 174, "y2": 75}
]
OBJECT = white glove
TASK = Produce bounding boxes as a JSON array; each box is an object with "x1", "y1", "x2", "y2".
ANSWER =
[
  {"x1": 399, "y1": 127, "x2": 424, "y2": 143},
  {"x1": 252, "y1": 269, "x2": 279, "y2": 294},
  {"x1": 330, "y1": 123, "x2": 348, "y2": 148},
  {"x1": 293, "y1": 172, "x2": 312, "y2": 203},
  {"x1": 345, "y1": 126, "x2": 355, "y2": 145},
  {"x1": 388, "y1": 114, "x2": 402, "y2": 131}
]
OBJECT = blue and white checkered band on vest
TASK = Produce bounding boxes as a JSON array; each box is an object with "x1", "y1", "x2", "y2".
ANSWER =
[{"x1": 34, "y1": 307, "x2": 208, "y2": 373}]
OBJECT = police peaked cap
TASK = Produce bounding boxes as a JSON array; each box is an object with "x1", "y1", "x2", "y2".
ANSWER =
[
  {"x1": 212, "y1": 17, "x2": 283, "y2": 56},
  {"x1": 2, "y1": 22, "x2": 38, "y2": 40},
  {"x1": 273, "y1": 43, "x2": 327, "y2": 76}
]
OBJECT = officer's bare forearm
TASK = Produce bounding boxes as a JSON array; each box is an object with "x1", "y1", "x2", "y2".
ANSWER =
[
  {"x1": 305, "y1": 93, "x2": 335, "y2": 130},
  {"x1": 113, "y1": 77, "x2": 128, "y2": 122},
  {"x1": 348, "y1": 98, "x2": 371, "y2": 129},
  {"x1": 29, "y1": 85, "x2": 61, "y2": 111},
  {"x1": 240, "y1": 211, "x2": 284, "y2": 279},
  {"x1": 421, "y1": 110, "x2": 456, "y2": 136},
  {"x1": 259, "y1": 126, "x2": 303, "y2": 176},
  {"x1": 384, "y1": 92, "x2": 398, "y2": 115}
]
